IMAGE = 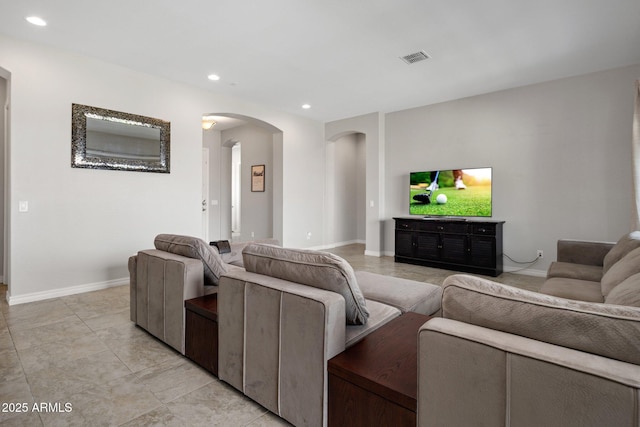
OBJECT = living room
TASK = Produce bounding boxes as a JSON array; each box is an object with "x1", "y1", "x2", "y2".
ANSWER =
[
  {"x1": 0, "y1": 1, "x2": 639, "y2": 424},
  {"x1": 0, "y1": 2, "x2": 637, "y2": 304}
]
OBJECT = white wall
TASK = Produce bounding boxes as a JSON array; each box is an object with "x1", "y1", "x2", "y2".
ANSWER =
[
  {"x1": 384, "y1": 64, "x2": 640, "y2": 275},
  {"x1": 0, "y1": 34, "x2": 325, "y2": 303},
  {"x1": 221, "y1": 125, "x2": 274, "y2": 241},
  {"x1": 326, "y1": 133, "x2": 365, "y2": 246},
  {"x1": 325, "y1": 112, "x2": 384, "y2": 255}
]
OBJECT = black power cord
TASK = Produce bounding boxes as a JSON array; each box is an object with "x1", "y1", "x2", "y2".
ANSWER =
[{"x1": 503, "y1": 253, "x2": 541, "y2": 272}]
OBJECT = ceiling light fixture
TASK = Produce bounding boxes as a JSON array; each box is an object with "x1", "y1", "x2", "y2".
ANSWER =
[
  {"x1": 302, "y1": 104, "x2": 311, "y2": 110},
  {"x1": 202, "y1": 116, "x2": 217, "y2": 130},
  {"x1": 207, "y1": 74, "x2": 220, "y2": 81},
  {"x1": 26, "y1": 16, "x2": 47, "y2": 26}
]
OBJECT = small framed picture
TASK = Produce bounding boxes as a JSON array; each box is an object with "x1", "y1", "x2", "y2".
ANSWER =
[{"x1": 251, "y1": 164, "x2": 265, "y2": 192}]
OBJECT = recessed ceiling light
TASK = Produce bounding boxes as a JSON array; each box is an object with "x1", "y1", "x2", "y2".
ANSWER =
[
  {"x1": 302, "y1": 104, "x2": 311, "y2": 109},
  {"x1": 26, "y1": 16, "x2": 47, "y2": 27},
  {"x1": 207, "y1": 74, "x2": 220, "y2": 81}
]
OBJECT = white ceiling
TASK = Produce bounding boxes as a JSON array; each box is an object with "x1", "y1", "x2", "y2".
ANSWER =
[{"x1": 1, "y1": 0, "x2": 639, "y2": 122}]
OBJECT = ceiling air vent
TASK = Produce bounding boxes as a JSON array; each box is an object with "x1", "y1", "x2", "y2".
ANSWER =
[{"x1": 400, "y1": 50, "x2": 430, "y2": 65}]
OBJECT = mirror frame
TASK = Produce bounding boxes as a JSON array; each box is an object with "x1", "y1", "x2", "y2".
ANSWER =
[{"x1": 71, "y1": 103, "x2": 171, "y2": 173}]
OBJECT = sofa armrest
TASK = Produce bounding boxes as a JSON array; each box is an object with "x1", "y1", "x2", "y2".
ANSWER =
[
  {"x1": 556, "y1": 239, "x2": 615, "y2": 266},
  {"x1": 441, "y1": 274, "x2": 640, "y2": 365},
  {"x1": 218, "y1": 269, "x2": 346, "y2": 427},
  {"x1": 418, "y1": 318, "x2": 640, "y2": 427},
  {"x1": 133, "y1": 249, "x2": 205, "y2": 354}
]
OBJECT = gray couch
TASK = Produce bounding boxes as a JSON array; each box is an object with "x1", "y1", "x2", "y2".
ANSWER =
[
  {"x1": 129, "y1": 234, "x2": 266, "y2": 353},
  {"x1": 130, "y1": 236, "x2": 442, "y2": 427},
  {"x1": 417, "y1": 233, "x2": 640, "y2": 427},
  {"x1": 217, "y1": 243, "x2": 442, "y2": 427},
  {"x1": 541, "y1": 231, "x2": 640, "y2": 303}
]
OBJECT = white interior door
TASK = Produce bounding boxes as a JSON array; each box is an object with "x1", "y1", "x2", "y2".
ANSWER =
[
  {"x1": 231, "y1": 143, "x2": 241, "y2": 237},
  {"x1": 202, "y1": 147, "x2": 209, "y2": 242}
]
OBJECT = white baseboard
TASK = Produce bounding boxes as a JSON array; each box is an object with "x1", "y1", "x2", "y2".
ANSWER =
[
  {"x1": 305, "y1": 244, "x2": 332, "y2": 251},
  {"x1": 6, "y1": 277, "x2": 129, "y2": 306},
  {"x1": 364, "y1": 250, "x2": 382, "y2": 257},
  {"x1": 503, "y1": 267, "x2": 547, "y2": 277},
  {"x1": 308, "y1": 239, "x2": 365, "y2": 251}
]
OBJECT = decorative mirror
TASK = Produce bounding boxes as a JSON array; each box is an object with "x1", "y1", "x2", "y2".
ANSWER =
[{"x1": 71, "y1": 104, "x2": 170, "y2": 173}]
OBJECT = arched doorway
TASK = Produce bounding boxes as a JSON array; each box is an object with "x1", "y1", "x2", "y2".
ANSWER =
[
  {"x1": 326, "y1": 113, "x2": 384, "y2": 256},
  {"x1": 325, "y1": 132, "x2": 366, "y2": 249},
  {"x1": 202, "y1": 113, "x2": 283, "y2": 244}
]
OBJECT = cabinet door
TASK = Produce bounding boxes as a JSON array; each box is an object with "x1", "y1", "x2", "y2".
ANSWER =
[
  {"x1": 395, "y1": 230, "x2": 415, "y2": 257},
  {"x1": 415, "y1": 232, "x2": 439, "y2": 260},
  {"x1": 440, "y1": 233, "x2": 467, "y2": 264},
  {"x1": 469, "y1": 236, "x2": 496, "y2": 267}
]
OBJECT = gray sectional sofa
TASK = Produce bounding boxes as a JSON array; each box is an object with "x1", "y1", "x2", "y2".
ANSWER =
[
  {"x1": 418, "y1": 232, "x2": 640, "y2": 427},
  {"x1": 130, "y1": 231, "x2": 640, "y2": 426},
  {"x1": 129, "y1": 234, "x2": 442, "y2": 427},
  {"x1": 540, "y1": 231, "x2": 640, "y2": 303},
  {"x1": 218, "y1": 243, "x2": 441, "y2": 427},
  {"x1": 129, "y1": 234, "x2": 249, "y2": 353}
]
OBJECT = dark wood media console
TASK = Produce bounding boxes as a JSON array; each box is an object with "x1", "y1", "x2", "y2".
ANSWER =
[{"x1": 394, "y1": 217, "x2": 504, "y2": 276}]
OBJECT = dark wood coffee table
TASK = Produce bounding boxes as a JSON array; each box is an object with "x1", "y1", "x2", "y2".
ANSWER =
[
  {"x1": 328, "y1": 312, "x2": 432, "y2": 427},
  {"x1": 184, "y1": 292, "x2": 218, "y2": 376}
]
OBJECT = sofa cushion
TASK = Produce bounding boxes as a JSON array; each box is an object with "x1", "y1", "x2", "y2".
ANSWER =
[
  {"x1": 539, "y1": 277, "x2": 603, "y2": 303},
  {"x1": 601, "y1": 247, "x2": 640, "y2": 296},
  {"x1": 605, "y1": 272, "x2": 640, "y2": 307},
  {"x1": 546, "y1": 262, "x2": 603, "y2": 282},
  {"x1": 355, "y1": 271, "x2": 442, "y2": 315},
  {"x1": 154, "y1": 234, "x2": 227, "y2": 286},
  {"x1": 242, "y1": 243, "x2": 369, "y2": 324},
  {"x1": 441, "y1": 274, "x2": 640, "y2": 365},
  {"x1": 345, "y1": 300, "x2": 400, "y2": 347},
  {"x1": 603, "y1": 231, "x2": 640, "y2": 275}
]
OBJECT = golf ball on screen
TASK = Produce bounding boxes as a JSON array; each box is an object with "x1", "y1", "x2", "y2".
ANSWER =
[{"x1": 436, "y1": 194, "x2": 447, "y2": 204}]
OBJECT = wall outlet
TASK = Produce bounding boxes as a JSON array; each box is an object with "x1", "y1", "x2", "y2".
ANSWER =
[
  {"x1": 537, "y1": 250, "x2": 544, "y2": 259},
  {"x1": 307, "y1": 232, "x2": 312, "y2": 240}
]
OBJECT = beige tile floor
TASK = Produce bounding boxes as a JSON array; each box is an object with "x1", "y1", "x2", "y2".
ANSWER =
[{"x1": 0, "y1": 244, "x2": 543, "y2": 426}]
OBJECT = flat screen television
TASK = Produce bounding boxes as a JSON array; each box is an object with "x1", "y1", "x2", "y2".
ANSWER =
[{"x1": 409, "y1": 167, "x2": 492, "y2": 217}]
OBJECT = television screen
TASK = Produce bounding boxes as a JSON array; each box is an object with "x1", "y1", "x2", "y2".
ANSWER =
[{"x1": 409, "y1": 168, "x2": 492, "y2": 217}]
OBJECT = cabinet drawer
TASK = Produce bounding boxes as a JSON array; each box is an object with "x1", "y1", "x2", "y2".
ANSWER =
[
  {"x1": 396, "y1": 220, "x2": 418, "y2": 231},
  {"x1": 415, "y1": 221, "x2": 468, "y2": 233},
  {"x1": 441, "y1": 222, "x2": 468, "y2": 234},
  {"x1": 471, "y1": 223, "x2": 496, "y2": 236}
]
